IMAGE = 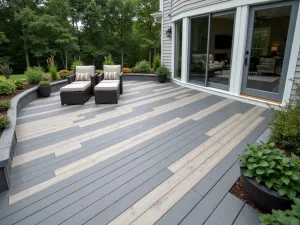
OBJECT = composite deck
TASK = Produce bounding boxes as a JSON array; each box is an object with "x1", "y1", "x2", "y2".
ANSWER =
[{"x1": 0, "y1": 81, "x2": 271, "y2": 225}]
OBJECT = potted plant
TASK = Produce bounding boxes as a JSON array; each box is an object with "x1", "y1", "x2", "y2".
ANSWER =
[
  {"x1": 239, "y1": 142, "x2": 300, "y2": 212},
  {"x1": 38, "y1": 77, "x2": 51, "y2": 97},
  {"x1": 156, "y1": 66, "x2": 169, "y2": 83}
]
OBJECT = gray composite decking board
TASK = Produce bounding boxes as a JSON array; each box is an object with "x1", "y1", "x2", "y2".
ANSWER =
[
  {"x1": 232, "y1": 204, "x2": 261, "y2": 225},
  {"x1": 179, "y1": 162, "x2": 241, "y2": 225},
  {"x1": 192, "y1": 116, "x2": 271, "y2": 197},
  {"x1": 0, "y1": 117, "x2": 209, "y2": 218},
  {"x1": 11, "y1": 94, "x2": 225, "y2": 176},
  {"x1": 203, "y1": 193, "x2": 244, "y2": 225},
  {"x1": 2, "y1": 130, "x2": 209, "y2": 224},
  {"x1": 154, "y1": 190, "x2": 203, "y2": 225}
]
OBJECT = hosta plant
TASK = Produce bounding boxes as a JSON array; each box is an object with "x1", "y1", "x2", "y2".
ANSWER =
[
  {"x1": 260, "y1": 198, "x2": 300, "y2": 225},
  {"x1": 0, "y1": 100, "x2": 11, "y2": 111},
  {"x1": 14, "y1": 80, "x2": 26, "y2": 89},
  {"x1": 239, "y1": 142, "x2": 300, "y2": 200}
]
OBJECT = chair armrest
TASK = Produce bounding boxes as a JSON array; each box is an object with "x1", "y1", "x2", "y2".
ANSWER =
[
  {"x1": 91, "y1": 73, "x2": 98, "y2": 89},
  {"x1": 67, "y1": 74, "x2": 76, "y2": 84},
  {"x1": 96, "y1": 73, "x2": 104, "y2": 84},
  {"x1": 120, "y1": 72, "x2": 123, "y2": 76},
  {"x1": 120, "y1": 74, "x2": 123, "y2": 94}
]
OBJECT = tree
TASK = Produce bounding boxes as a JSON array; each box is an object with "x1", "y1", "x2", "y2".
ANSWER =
[
  {"x1": 106, "y1": 0, "x2": 135, "y2": 67},
  {"x1": 0, "y1": 32, "x2": 8, "y2": 44}
]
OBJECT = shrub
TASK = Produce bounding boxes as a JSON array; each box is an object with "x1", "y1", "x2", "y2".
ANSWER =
[
  {"x1": 14, "y1": 80, "x2": 26, "y2": 89},
  {"x1": 131, "y1": 60, "x2": 151, "y2": 73},
  {"x1": 39, "y1": 81, "x2": 50, "y2": 86},
  {"x1": 122, "y1": 67, "x2": 131, "y2": 73},
  {"x1": 259, "y1": 198, "x2": 300, "y2": 225},
  {"x1": 0, "y1": 79, "x2": 16, "y2": 95},
  {"x1": 47, "y1": 56, "x2": 58, "y2": 80},
  {"x1": 103, "y1": 55, "x2": 114, "y2": 65},
  {"x1": 96, "y1": 69, "x2": 101, "y2": 73},
  {"x1": 270, "y1": 84, "x2": 300, "y2": 155},
  {"x1": 0, "y1": 64, "x2": 13, "y2": 79},
  {"x1": 239, "y1": 142, "x2": 300, "y2": 200},
  {"x1": 153, "y1": 55, "x2": 161, "y2": 72},
  {"x1": 0, "y1": 100, "x2": 10, "y2": 111},
  {"x1": 59, "y1": 70, "x2": 71, "y2": 79},
  {"x1": 0, "y1": 115, "x2": 10, "y2": 129},
  {"x1": 71, "y1": 58, "x2": 84, "y2": 73},
  {"x1": 156, "y1": 66, "x2": 170, "y2": 77},
  {"x1": 25, "y1": 67, "x2": 44, "y2": 84},
  {"x1": 41, "y1": 75, "x2": 51, "y2": 81}
]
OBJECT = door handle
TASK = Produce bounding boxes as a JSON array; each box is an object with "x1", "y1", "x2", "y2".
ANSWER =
[{"x1": 244, "y1": 57, "x2": 248, "y2": 66}]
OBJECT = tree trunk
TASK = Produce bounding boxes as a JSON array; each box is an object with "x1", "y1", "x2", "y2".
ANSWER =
[
  {"x1": 65, "y1": 51, "x2": 68, "y2": 70},
  {"x1": 154, "y1": 48, "x2": 157, "y2": 57},
  {"x1": 60, "y1": 51, "x2": 66, "y2": 69},
  {"x1": 24, "y1": 50, "x2": 30, "y2": 68},
  {"x1": 22, "y1": 26, "x2": 30, "y2": 68},
  {"x1": 148, "y1": 49, "x2": 152, "y2": 66},
  {"x1": 121, "y1": 48, "x2": 124, "y2": 68}
]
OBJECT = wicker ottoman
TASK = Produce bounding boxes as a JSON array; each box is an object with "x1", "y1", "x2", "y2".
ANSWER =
[
  {"x1": 60, "y1": 81, "x2": 92, "y2": 105},
  {"x1": 94, "y1": 81, "x2": 120, "y2": 104}
]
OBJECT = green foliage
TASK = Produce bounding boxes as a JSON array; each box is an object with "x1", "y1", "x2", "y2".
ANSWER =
[
  {"x1": 59, "y1": 70, "x2": 71, "y2": 79},
  {"x1": 239, "y1": 142, "x2": 300, "y2": 200},
  {"x1": 25, "y1": 67, "x2": 45, "y2": 84},
  {"x1": 0, "y1": 115, "x2": 10, "y2": 129},
  {"x1": 0, "y1": 64, "x2": 13, "y2": 79},
  {"x1": 152, "y1": 55, "x2": 161, "y2": 72},
  {"x1": 71, "y1": 59, "x2": 84, "y2": 73},
  {"x1": 39, "y1": 80, "x2": 50, "y2": 86},
  {"x1": 47, "y1": 56, "x2": 58, "y2": 80},
  {"x1": 259, "y1": 198, "x2": 300, "y2": 225},
  {"x1": 0, "y1": 79, "x2": 16, "y2": 95},
  {"x1": 131, "y1": 60, "x2": 151, "y2": 73},
  {"x1": 103, "y1": 55, "x2": 114, "y2": 65},
  {"x1": 156, "y1": 66, "x2": 169, "y2": 77},
  {"x1": 0, "y1": 100, "x2": 11, "y2": 111},
  {"x1": 41, "y1": 75, "x2": 51, "y2": 82},
  {"x1": 270, "y1": 84, "x2": 300, "y2": 155},
  {"x1": 14, "y1": 80, "x2": 26, "y2": 90}
]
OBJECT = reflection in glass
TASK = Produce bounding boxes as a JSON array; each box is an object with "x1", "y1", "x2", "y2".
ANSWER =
[
  {"x1": 174, "y1": 21, "x2": 183, "y2": 79},
  {"x1": 246, "y1": 6, "x2": 291, "y2": 93},
  {"x1": 208, "y1": 13, "x2": 235, "y2": 87},
  {"x1": 189, "y1": 16, "x2": 209, "y2": 83}
]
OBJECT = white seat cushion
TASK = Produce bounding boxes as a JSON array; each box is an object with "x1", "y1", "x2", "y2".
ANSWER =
[
  {"x1": 61, "y1": 81, "x2": 91, "y2": 92},
  {"x1": 95, "y1": 80, "x2": 120, "y2": 91},
  {"x1": 100, "y1": 80, "x2": 119, "y2": 83}
]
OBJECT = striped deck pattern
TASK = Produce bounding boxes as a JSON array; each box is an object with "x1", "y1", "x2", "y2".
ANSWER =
[{"x1": 0, "y1": 81, "x2": 271, "y2": 225}]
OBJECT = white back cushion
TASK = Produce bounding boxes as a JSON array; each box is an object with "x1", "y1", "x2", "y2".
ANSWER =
[
  {"x1": 76, "y1": 66, "x2": 95, "y2": 75},
  {"x1": 104, "y1": 65, "x2": 121, "y2": 78}
]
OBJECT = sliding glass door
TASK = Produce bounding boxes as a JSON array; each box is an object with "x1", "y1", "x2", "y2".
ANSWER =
[
  {"x1": 241, "y1": 1, "x2": 299, "y2": 101},
  {"x1": 174, "y1": 21, "x2": 183, "y2": 79},
  {"x1": 188, "y1": 11, "x2": 235, "y2": 90}
]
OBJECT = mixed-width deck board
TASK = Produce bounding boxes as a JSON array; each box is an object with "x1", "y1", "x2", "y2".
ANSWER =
[{"x1": 0, "y1": 81, "x2": 271, "y2": 225}]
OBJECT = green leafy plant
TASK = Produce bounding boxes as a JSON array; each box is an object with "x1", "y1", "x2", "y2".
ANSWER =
[
  {"x1": 156, "y1": 66, "x2": 169, "y2": 77},
  {"x1": 41, "y1": 75, "x2": 51, "y2": 81},
  {"x1": 0, "y1": 79, "x2": 16, "y2": 95},
  {"x1": 152, "y1": 55, "x2": 161, "y2": 72},
  {"x1": 0, "y1": 100, "x2": 10, "y2": 111},
  {"x1": 0, "y1": 115, "x2": 10, "y2": 129},
  {"x1": 259, "y1": 198, "x2": 300, "y2": 225},
  {"x1": 270, "y1": 83, "x2": 300, "y2": 155},
  {"x1": 14, "y1": 80, "x2": 26, "y2": 89},
  {"x1": 71, "y1": 58, "x2": 84, "y2": 73},
  {"x1": 47, "y1": 56, "x2": 58, "y2": 80},
  {"x1": 103, "y1": 55, "x2": 114, "y2": 65},
  {"x1": 239, "y1": 142, "x2": 300, "y2": 200},
  {"x1": 25, "y1": 67, "x2": 45, "y2": 84},
  {"x1": 0, "y1": 64, "x2": 13, "y2": 79},
  {"x1": 59, "y1": 70, "x2": 71, "y2": 79},
  {"x1": 39, "y1": 81, "x2": 50, "y2": 86},
  {"x1": 131, "y1": 60, "x2": 151, "y2": 73}
]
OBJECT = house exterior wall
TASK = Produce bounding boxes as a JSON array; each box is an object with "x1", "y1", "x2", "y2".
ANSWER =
[
  {"x1": 161, "y1": 0, "x2": 300, "y2": 105},
  {"x1": 162, "y1": 0, "x2": 172, "y2": 71},
  {"x1": 291, "y1": 50, "x2": 300, "y2": 100}
]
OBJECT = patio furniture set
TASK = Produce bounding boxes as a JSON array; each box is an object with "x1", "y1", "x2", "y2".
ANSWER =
[{"x1": 60, "y1": 65, "x2": 123, "y2": 105}]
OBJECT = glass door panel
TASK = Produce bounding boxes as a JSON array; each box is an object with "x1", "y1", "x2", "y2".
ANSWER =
[
  {"x1": 208, "y1": 13, "x2": 235, "y2": 90},
  {"x1": 242, "y1": 1, "x2": 298, "y2": 101},
  {"x1": 174, "y1": 21, "x2": 183, "y2": 79},
  {"x1": 189, "y1": 16, "x2": 209, "y2": 84}
]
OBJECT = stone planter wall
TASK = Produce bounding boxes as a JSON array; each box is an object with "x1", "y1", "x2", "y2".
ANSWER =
[
  {"x1": 123, "y1": 73, "x2": 158, "y2": 81},
  {"x1": 0, "y1": 80, "x2": 68, "y2": 192}
]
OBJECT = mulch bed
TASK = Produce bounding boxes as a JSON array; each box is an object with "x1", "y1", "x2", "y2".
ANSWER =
[{"x1": 230, "y1": 177, "x2": 267, "y2": 214}]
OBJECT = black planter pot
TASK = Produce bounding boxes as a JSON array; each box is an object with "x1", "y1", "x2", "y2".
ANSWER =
[
  {"x1": 38, "y1": 86, "x2": 51, "y2": 97},
  {"x1": 158, "y1": 76, "x2": 166, "y2": 83},
  {"x1": 240, "y1": 168, "x2": 293, "y2": 212}
]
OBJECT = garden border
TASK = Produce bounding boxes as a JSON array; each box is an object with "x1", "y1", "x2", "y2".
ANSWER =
[{"x1": 0, "y1": 80, "x2": 68, "y2": 192}]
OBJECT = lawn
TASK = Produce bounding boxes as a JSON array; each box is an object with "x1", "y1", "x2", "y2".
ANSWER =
[{"x1": 0, "y1": 74, "x2": 26, "y2": 81}]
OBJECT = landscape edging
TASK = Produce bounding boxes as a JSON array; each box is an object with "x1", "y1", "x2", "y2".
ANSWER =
[{"x1": 0, "y1": 80, "x2": 67, "y2": 192}]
